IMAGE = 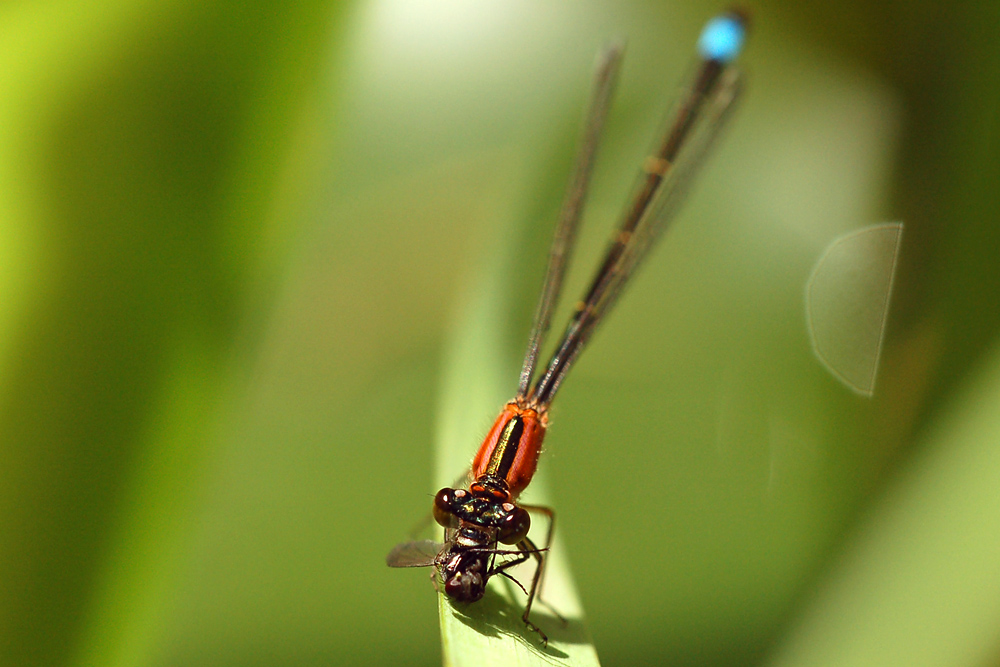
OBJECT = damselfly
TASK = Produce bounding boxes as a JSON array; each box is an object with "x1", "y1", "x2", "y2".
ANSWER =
[{"x1": 387, "y1": 9, "x2": 749, "y2": 645}]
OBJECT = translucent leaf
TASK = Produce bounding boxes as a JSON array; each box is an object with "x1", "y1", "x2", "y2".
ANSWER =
[{"x1": 806, "y1": 223, "x2": 903, "y2": 396}]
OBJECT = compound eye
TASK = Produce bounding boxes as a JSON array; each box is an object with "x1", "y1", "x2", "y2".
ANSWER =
[
  {"x1": 433, "y1": 488, "x2": 460, "y2": 529},
  {"x1": 498, "y1": 507, "x2": 530, "y2": 544}
]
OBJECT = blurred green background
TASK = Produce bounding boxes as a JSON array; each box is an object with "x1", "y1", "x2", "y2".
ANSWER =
[{"x1": 1, "y1": 0, "x2": 999, "y2": 666}]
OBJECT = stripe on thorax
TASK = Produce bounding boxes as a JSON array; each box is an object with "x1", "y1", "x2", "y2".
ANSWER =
[{"x1": 484, "y1": 415, "x2": 524, "y2": 481}]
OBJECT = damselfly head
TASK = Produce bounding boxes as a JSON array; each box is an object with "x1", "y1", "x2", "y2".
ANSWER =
[{"x1": 434, "y1": 484, "x2": 532, "y2": 548}]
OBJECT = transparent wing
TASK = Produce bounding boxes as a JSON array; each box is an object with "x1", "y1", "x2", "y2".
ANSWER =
[
  {"x1": 532, "y1": 63, "x2": 744, "y2": 405},
  {"x1": 517, "y1": 43, "x2": 624, "y2": 397},
  {"x1": 386, "y1": 540, "x2": 443, "y2": 568},
  {"x1": 580, "y1": 66, "x2": 744, "y2": 346}
]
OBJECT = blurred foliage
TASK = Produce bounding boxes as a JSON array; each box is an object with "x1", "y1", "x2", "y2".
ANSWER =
[{"x1": 0, "y1": 1, "x2": 998, "y2": 666}]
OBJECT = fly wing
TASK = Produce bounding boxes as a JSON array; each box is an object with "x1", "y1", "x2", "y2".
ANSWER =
[{"x1": 386, "y1": 540, "x2": 443, "y2": 568}]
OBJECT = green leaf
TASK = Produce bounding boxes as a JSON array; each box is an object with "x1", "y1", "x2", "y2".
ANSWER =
[{"x1": 769, "y1": 340, "x2": 1000, "y2": 666}]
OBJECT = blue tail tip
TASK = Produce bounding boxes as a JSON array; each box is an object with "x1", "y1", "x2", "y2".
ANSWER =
[{"x1": 697, "y1": 9, "x2": 749, "y2": 63}]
